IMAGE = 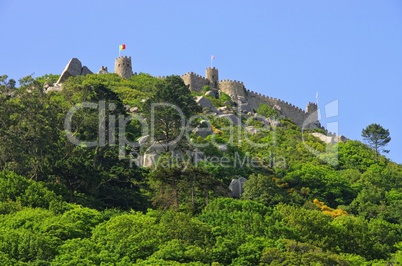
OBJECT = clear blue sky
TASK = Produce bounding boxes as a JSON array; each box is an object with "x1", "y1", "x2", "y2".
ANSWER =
[{"x1": 1, "y1": 0, "x2": 401, "y2": 163}]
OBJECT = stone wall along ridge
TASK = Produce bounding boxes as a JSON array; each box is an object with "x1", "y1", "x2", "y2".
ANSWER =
[
  {"x1": 181, "y1": 72, "x2": 210, "y2": 92},
  {"x1": 219, "y1": 79, "x2": 245, "y2": 98},
  {"x1": 245, "y1": 89, "x2": 310, "y2": 127}
]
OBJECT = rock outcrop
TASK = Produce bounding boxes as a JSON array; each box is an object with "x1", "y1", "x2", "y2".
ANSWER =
[
  {"x1": 196, "y1": 96, "x2": 218, "y2": 113},
  {"x1": 217, "y1": 114, "x2": 242, "y2": 126},
  {"x1": 56, "y1": 58, "x2": 93, "y2": 84},
  {"x1": 229, "y1": 177, "x2": 247, "y2": 198},
  {"x1": 311, "y1": 132, "x2": 348, "y2": 144}
]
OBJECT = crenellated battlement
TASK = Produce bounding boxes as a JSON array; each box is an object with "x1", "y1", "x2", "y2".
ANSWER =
[
  {"x1": 181, "y1": 72, "x2": 210, "y2": 92},
  {"x1": 179, "y1": 67, "x2": 320, "y2": 128},
  {"x1": 181, "y1": 72, "x2": 208, "y2": 81},
  {"x1": 219, "y1": 79, "x2": 245, "y2": 98},
  {"x1": 306, "y1": 102, "x2": 318, "y2": 112},
  {"x1": 219, "y1": 79, "x2": 244, "y2": 85},
  {"x1": 115, "y1": 56, "x2": 131, "y2": 60},
  {"x1": 245, "y1": 88, "x2": 318, "y2": 127},
  {"x1": 246, "y1": 89, "x2": 305, "y2": 113}
]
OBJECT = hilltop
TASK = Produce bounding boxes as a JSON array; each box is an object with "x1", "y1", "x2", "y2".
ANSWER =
[{"x1": 0, "y1": 61, "x2": 401, "y2": 265}]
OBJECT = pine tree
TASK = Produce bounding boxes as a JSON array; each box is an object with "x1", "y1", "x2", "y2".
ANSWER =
[{"x1": 361, "y1": 123, "x2": 391, "y2": 160}]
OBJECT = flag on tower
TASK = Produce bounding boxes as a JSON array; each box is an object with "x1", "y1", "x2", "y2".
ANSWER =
[
  {"x1": 119, "y1": 44, "x2": 126, "y2": 51},
  {"x1": 211, "y1": 55, "x2": 216, "y2": 67}
]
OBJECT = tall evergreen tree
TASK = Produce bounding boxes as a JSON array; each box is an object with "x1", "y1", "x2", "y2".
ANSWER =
[{"x1": 361, "y1": 123, "x2": 391, "y2": 160}]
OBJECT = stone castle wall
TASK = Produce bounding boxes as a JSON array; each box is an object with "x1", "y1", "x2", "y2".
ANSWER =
[
  {"x1": 219, "y1": 80, "x2": 246, "y2": 98},
  {"x1": 180, "y1": 68, "x2": 319, "y2": 129},
  {"x1": 246, "y1": 89, "x2": 318, "y2": 128},
  {"x1": 181, "y1": 72, "x2": 210, "y2": 92},
  {"x1": 246, "y1": 90, "x2": 322, "y2": 128}
]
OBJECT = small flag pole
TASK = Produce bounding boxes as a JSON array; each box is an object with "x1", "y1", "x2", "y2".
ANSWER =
[
  {"x1": 119, "y1": 44, "x2": 126, "y2": 57},
  {"x1": 211, "y1": 56, "x2": 213, "y2": 68},
  {"x1": 316, "y1": 91, "x2": 321, "y2": 120}
]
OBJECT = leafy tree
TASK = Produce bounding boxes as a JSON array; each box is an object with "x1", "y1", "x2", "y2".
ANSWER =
[
  {"x1": 392, "y1": 242, "x2": 402, "y2": 264},
  {"x1": 0, "y1": 75, "x2": 16, "y2": 94},
  {"x1": 91, "y1": 212, "x2": 161, "y2": 262},
  {"x1": 362, "y1": 123, "x2": 391, "y2": 160},
  {"x1": 257, "y1": 103, "x2": 278, "y2": 119},
  {"x1": 0, "y1": 92, "x2": 58, "y2": 179},
  {"x1": 337, "y1": 140, "x2": 379, "y2": 171},
  {"x1": 259, "y1": 239, "x2": 360, "y2": 265},
  {"x1": 283, "y1": 163, "x2": 356, "y2": 207},
  {"x1": 35, "y1": 73, "x2": 60, "y2": 87},
  {"x1": 150, "y1": 239, "x2": 208, "y2": 264},
  {"x1": 0, "y1": 171, "x2": 64, "y2": 212},
  {"x1": 143, "y1": 75, "x2": 201, "y2": 149},
  {"x1": 159, "y1": 211, "x2": 213, "y2": 247},
  {"x1": 267, "y1": 204, "x2": 336, "y2": 250},
  {"x1": 52, "y1": 77, "x2": 148, "y2": 209},
  {"x1": 242, "y1": 173, "x2": 287, "y2": 206},
  {"x1": 150, "y1": 165, "x2": 184, "y2": 210},
  {"x1": 51, "y1": 238, "x2": 110, "y2": 266},
  {"x1": 149, "y1": 161, "x2": 225, "y2": 211},
  {"x1": 19, "y1": 74, "x2": 45, "y2": 95}
]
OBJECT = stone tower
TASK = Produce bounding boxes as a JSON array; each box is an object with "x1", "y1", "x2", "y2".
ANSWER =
[
  {"x1": 206, "y1": 67, "x2": 219, "y2": 88},
  {"x1": 306, "y1": 102, "x2": 318, "y2": 116},
  {"x1": 305, "y1": 102, "x2": 319, "y2": 128},
  {"x1": 114, "y1": 56, "x2": 133, "y2": 79}
]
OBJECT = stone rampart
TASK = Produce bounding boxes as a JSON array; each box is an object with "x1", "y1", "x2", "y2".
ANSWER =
[
  {"x1": 181, "y1": 72, "x2": 210, "y2": 92},
  {"x1": 245, "y1": 89, "x2": 309, "y2": 128},
  {"x1": 219, "y1": 80, "x2": 245, "y2": 98},
  {"x1": 179, "y1": 68, "x2": 320, "y2": 129}
]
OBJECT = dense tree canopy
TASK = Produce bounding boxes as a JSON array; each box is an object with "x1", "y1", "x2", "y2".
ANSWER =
[{"x1": 0, "y1": 72, "x2": 401, "y2": 264}]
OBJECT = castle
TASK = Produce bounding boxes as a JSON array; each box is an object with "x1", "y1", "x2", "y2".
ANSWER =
[
  {"x1": 52, "y1": 56, "x2": 321, "y2": 130},
  {"x1": 114, "y1": 56, "x2": 133, "y2": 79},
  {"x1": 110, "y1": 56, "x2": 320, "y2": 129},
  {"x1": 180, "y1": 68, "x2": 319, "y2": 129}
]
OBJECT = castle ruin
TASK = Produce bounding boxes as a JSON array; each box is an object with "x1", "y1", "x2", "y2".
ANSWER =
[
  {"x1": 180, "y1": 67, "x2": 319, "y2": 129},
  {"x1": 52, "y1": 56, "x2": 321, "y2": 129}
]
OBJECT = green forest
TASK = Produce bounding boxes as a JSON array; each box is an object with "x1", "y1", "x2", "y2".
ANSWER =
[{"x1": 0, "y1": 72, "x2": 401, "y2": 265}]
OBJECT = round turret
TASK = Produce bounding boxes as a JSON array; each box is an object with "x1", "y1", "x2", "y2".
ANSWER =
[
  {"x1": 114, "y1": 56, "x2": 133, "y2": 79},
  {"x1": 206, "y1": 67, "x2": 219, "y2": 88}
]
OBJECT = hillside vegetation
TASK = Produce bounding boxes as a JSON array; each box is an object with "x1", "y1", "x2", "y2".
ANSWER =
[{"x1": 0, "y1": 73, "x2": 401, "y2": 265}]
